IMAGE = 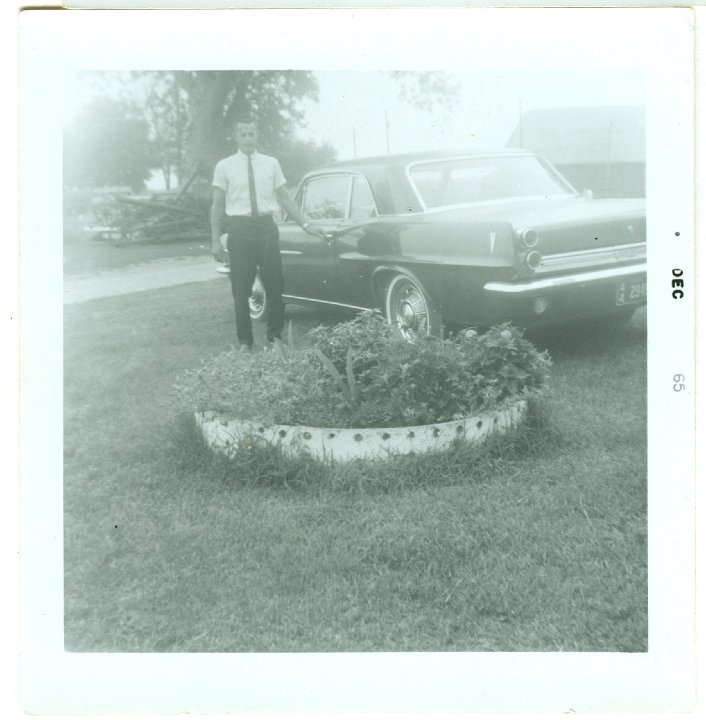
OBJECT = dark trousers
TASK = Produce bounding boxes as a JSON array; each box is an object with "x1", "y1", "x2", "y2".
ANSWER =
[{"x1": 226, "y1": 215, "x2": 285, "y2": 345}]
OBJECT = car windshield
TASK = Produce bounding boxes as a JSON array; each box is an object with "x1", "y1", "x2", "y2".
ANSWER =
[{"x1": 408, "y1": 155, "x2": 574, "y2": 209}]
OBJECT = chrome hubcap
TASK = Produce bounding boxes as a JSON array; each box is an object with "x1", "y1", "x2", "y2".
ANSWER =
[
  {"x1": 393, "y1": 284, "x2": 429, "y2": 338},
  {"x1": 249, "y1": 292, "x2": 265, "y2": 314},
  {"x1": 249, "y1": 277, "x2": 265, "y2": 316}
]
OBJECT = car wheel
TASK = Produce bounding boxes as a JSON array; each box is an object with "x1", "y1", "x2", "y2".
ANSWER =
[
  {"x1": 249, "y1": 274, "x2": 267, "y2": 321},
  {"x1": 384, "y1": 273, "x2": 442, "y2": 340}
]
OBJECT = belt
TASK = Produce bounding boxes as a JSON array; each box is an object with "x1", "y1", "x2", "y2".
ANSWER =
[{"x1": 228, "y1": 213, "x2": 274, "y2": 220}]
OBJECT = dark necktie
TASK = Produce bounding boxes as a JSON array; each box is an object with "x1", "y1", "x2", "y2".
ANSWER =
[{"x1": 247, "y1": 154, "x2": 259, "y2": 217}]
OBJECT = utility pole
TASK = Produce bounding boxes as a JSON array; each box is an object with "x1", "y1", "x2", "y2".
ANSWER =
[{"x1": 385, "y1": 109, "x2": 391, "y2": 154}]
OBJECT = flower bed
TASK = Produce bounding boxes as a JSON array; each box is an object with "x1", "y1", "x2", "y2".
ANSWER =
[{"x1": 174, "y1": 312, "x2": 550, "y2": 462}]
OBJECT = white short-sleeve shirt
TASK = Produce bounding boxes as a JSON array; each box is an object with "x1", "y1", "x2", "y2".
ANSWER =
[{"x1": 212, "y1": 150, "x2": 287, "y2": 217}]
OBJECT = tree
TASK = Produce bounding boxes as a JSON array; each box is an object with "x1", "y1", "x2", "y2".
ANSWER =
[
  {"x1": 66, "y1": 70, "x2": 459, "y2": 192},
  {"x1": 273, "y1": 139, "x2": 337, "y2": 187},
  {"x1": 142, "y1": 73, "x2": 190, "y2": 189},
  {"x1": 64, "y1": 96, "x2": 154, "y2": 190},
  {"x1": 68, "y1": 71, "x2": 324, "y2": 189},
  {"x1": 165, "y1": 70, "x2": 456, "y2": 181},
  {"x1": 391, "y1": 71, "x2": 461, "y2": 112},
  {"x1": 167, "y1": 70, "x2": 320, "y2": 180}
]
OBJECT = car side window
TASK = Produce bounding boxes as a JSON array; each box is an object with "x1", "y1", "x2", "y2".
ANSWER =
[
  {"x1": 349, "y1": 175, "x2": 378, "y2": 222},
  {"x1": 302, "y1": 175, "x2": 349, "y2": 220}
]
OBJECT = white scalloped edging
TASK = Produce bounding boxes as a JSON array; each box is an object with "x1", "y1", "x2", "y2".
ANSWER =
[{"x1": 196, "y1": 400, "x2": 527, "y2": 463}]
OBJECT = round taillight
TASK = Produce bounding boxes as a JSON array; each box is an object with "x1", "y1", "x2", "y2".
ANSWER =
[
  {"x1": 524, "y1": 250, "x2": 543, "y2": 271},
  {"x1": 520, "y1": 228, "x2": 539, "y2": 248}
]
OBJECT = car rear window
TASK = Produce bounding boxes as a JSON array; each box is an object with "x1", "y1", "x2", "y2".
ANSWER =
[{"x1": 408, "y1": 155, "x2": 573, "y2": 209}]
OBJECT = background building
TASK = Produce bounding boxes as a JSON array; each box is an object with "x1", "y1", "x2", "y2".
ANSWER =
[{"x1": 507, "y1": 106, "x2": 645, "y2": 198}]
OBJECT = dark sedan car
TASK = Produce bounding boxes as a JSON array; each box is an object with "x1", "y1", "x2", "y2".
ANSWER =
[{"x1": 218, "y1": 149, "x2": 646, "y2": 338}]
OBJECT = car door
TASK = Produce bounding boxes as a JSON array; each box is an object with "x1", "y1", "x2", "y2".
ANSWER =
[
  {"x1": 327, "y1": 172, "x2": 382, "y2": 308},
  {"x1": 278, "y1": 173, "x2": 350, "y2": 300}
]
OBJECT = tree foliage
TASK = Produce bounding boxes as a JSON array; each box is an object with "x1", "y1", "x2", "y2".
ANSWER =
[
  {"x1": 391, "y1": 71, "x2": 461, "y2": 112},
  {"x1": 273, "y1": 139, "x2": 337, "y2": 186},
  {"x1": 64, "y1": 70, "x2": 463, "y2": 192},
  {"x1": 166, "y1": 70, "x2": 321, "y2": 180},
  {"x1": 143, "y1": 73, "x2": 190, "y2": 189},
  {"x1": 63, "y1": 96, "x2": 155, "y2": 191}
]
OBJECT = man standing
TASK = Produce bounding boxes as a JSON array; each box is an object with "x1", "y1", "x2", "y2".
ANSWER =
[{"x1": 211, "y1": 118, "x2": 324, "y2": 349}]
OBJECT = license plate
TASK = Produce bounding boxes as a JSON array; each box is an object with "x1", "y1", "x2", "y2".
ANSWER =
[{"x1": 616, "y1": 278, "x2": 647, "y2": 306}]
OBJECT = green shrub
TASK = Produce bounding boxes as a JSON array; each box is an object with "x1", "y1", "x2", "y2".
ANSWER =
[{"x1": 172, "y1": 312, "x2": 551, "y2": 428}]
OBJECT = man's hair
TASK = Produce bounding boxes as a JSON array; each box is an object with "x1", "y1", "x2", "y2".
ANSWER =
[{"x1": 235, "y1": 117, "x2": 258, "y2": 129}]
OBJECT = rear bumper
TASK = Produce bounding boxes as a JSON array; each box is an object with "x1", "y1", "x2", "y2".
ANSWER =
[{"x1": 483, "y1": 262, "x2": 646, "y2": 297}]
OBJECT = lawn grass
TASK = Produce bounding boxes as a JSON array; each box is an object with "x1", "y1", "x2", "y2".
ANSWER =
[{"x1": 64, "y1": 280, "x2": 647, "y2": 652}]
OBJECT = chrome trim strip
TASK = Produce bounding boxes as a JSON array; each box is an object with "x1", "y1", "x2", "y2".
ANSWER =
[
  {"x1": 280, "y1": 250, "x2": 303, "y2": 255},
  {"x1": 283, "y1": 295, "x2": 371, "y2": 312},
  {"x1": 538, "y1": 243, "x2": 645, "y2": 272},
  {"x1": 408, "y1": 195, "x2": 573, "y2": 215},
  {"x1": 483, "y1": 263, "x2": 646, "y2": 295}
]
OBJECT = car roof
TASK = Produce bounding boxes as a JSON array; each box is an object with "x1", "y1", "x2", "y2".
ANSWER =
[
  {"x1": 312, "y1": 148, "x2": 536, "y2": 174},
  {"x1": 298, "y1": 148, "x2": 547, "y2": 215}
]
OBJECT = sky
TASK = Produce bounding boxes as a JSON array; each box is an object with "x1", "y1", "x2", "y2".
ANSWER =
[
  {"x1": 64, "y1": 68, "x2": 645, "y2": 166},
  {"x1": 298, "y1": 69, "x2": 645, "y2": 160}
]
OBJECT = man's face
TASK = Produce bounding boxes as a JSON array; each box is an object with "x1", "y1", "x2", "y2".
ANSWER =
[{"x1": 236, "y1": 123, "x2": 258, "y2": 154}]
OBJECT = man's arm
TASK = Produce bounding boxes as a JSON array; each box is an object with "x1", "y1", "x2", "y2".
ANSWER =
[
  {"x1": 275, "y1": 186, "x2": 326, "y2": 238},
  {"x1": 210, "y1": 187, "x2": 228, "y2": 262}
]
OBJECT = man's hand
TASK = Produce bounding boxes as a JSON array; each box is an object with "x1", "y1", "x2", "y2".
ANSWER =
[
  {"x1": 212, "y1": 244, "x2": 229, "y2": 263},
  {"x1": 304, "y1": 224, "x2": 328, "y2": 239},
  {"x1": 276, "y1": 186, "x2": 329, "y2": 240},
  {"x1": 210, "y1": 188, "x2": 227, "y2": 258}
]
